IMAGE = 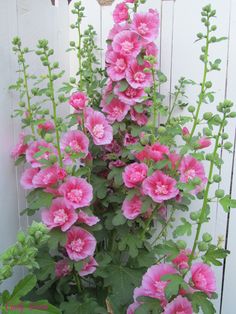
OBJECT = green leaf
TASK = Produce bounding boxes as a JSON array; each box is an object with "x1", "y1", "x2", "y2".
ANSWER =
[
  {"x1": 48, "y1": 229, "x2": 67, "y2": 250},
  {"x1": 155, "y1": 240, "x2": 179, "y2": 260},
  {"x1": 27, "y1": 189, "x2": 53, "y2": 210},
  {"x1": 112, "y1": 212, "x2": 126, "y2": 226},
  {"x1": 35, "y1": 252, "x2": 55, "y2": 281},
  {"x1": 173, "y1": 218, "x2": 192, "y2": 238},
  {"x1": 119, "y1": 80, "x2": 129, "y2": 92},
  {"x1": 14, "y1": 155, "x2": 26, "y2": 166},
  {"x1": 10, "y1": 274, "x2": 37, "y2": 303},
  {"x1": 91, "y1": 175, "x2": 108, "y2": 199},
  {"x1": 136, "y1": 297, "x2": 162, "y2": 314},
  {"x1": 189, "y1": 292, "x2": 216, "y2": 314},
  {"x1": 202, "y1": 245, "x2": 230, "y2": 266},
  {"x1": 161, "y1": 274, "x2": 189, "y2": 300},
  {"x1": 219, "y1": 195, "x2": 236, "y2": 213}
]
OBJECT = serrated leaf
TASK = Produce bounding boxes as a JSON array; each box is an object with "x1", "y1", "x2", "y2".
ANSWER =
[
  {"x1": 202, "y1": 245, "x2": 230, "y2": 266},
  {"x1": 173, "y1": 218, "x2": 192, "y2": 238},
  {"x1": 189, "y1": 292, "x2": 216, "y2": 314},
  {"x1": 27, "y1": 189, "x2": 53, "y2": 210},
  {"x1": 219, "y1": 195, "x2": 236, "y2": 213}
]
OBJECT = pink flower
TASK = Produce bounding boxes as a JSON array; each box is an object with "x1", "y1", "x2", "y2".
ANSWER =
[
  {"x1": 102, "y1": 98, "x2": 130, "y2": 123},
  {"x1": 142, "y1": 170, "x2": 179, "y2": 203},
  {"x1": 131, "y1": 10, "x2": 159, "y2": 43},
  {"x1": 32, "y1": 165, "x2": 65, "y2": 188},
  {"x1": 198, "y1": 137, "x2": 212, "y2": 149},
  {"x1": 114, "y1": 83, "x2": 145, "y2": 106},
  {"x1": 124, "y1": 133, "x2": 138, "y2": 146},
  {"x1": 145, "y1": 42, "x2": 158, "y2": 59},
  {"x1": 190, "y1": 262, "x2": 216, "y2": 294},
  {"x1": 148, "y1": 143, "x2": 170, "y2": 162},
  {"x1": 20, "y1": 168, "x2": 39, "y2": 189},
  {"x1": 126, "y1": 61, "x2": 152, "y2": 89},
  {"x1": 85, "y1": 109, "x2": 113, "y2": 145},
  {"x1": 69, "y1": 92, "x2": 88, "y2": 110},
  {"x1": 163, "y1": 296, "x2": 193, "y2": 314},
  {"x1": 60, "y1": 130, "x2": 89, "y2": 158},
  {"x1": 113, "y1": 2, "x2": 129, "y2": 24},
  {"x1": 38, "y1": 121, "x2": 55, "y2": 131},
  {"x1": 106, "y1": 51, "x2": 128, "y2": 81},
  {"x1": 112, "y1": 30, "x2": 141, "y2": 57},
  {"x1": 78, "y1": 210, "x2": 100, "y2": 226},
  {"x1": 55, "y1": 260, "x2": 71, "y2": 278},
  {"x1": 42, "y1": 198, "x2": 78, "y2": 232},
  {"x1": 109, "y1": 160, "x2": 126, "y2": 169},
  {"x1": 182, "y1": 127, "x2": 190, "y2": 137},
  {"x1": 122, "y1": 195, "x2": 142, "y2": 220},
  {"x1": 179, "y1": 156, "x2": 207, "y2": 194},
  {"x1": 66, "y1": 227, "x2": 96, "y2": 261},
  {"x1": 104, "y1": 140, "x2": 121, "y2": 154},
  {"x1": 59, "y1": 177, "x2": 93, "y2": 209},
  {"x1": 11, "y1": 133, "x2": 28, "y2": 158},
  {"x1": 172, "y1": 250, "x2": 191, "y2": 270},
  {"x1": 79, "y1": 256, "x2": 98, "y2": 276},
  {"x1": 130, "y1": 108, "x2": 148, "y2": 126},
  {"x1": 108, "y1": 23, "x2": 129, "y2": 41},
  {"x1": 26, "y1": 140, "x2": 57, "y2": 168},
  {"x1": 123, "y1": 162, "x2": 148, "y2": 188}
]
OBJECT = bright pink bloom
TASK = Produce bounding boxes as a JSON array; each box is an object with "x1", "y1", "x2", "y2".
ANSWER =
[
  {"x1": 145, "y1": 42, "x2": 158, "y2": 59},
  {"x1": 179, "y1": 155, "x2": 207, "y2": 194},
  {"x1": 130, "y1": 108, "x2": 148, "y2": 126},
  {"x1": 114, "y1": 83, "x2": 145, "y2": 106},
  {"x1": 190, "y1": 262, "x2": 216, "y2": 294},
  {"x1": 42, "y1": 198, "x2": 78, "y2": 232},
  {"x1": 168, "y1": 152, "x2": 180, "y2": 169},
  {"x1": 59, "y1": 177, "x2": 93, "y2": 209},
  {"x1": 78, "y1": 210, "x2": 100, "y2": 226},
  {"x1": 11, "y1": 133, "x2": 28, "y2": 158},
  {"x1": 122, "y1": 195, "x2": 142, "y2": 220},
  {"x1": 60, "y1": 130, "x2": 89, "y2": 157},
  {"x1": 32, "y1": 165, "x2": 65, "y2": 188},
  {"x1": 148, "y1": 143, "x2": 170, "y2": 162},
  {"x1": 85, "y1": 110, "x2": 113, "y2": 145},
  {"x1": 20, "y1": 168, "x2": 39, "y2": 189},
  {"x1": 69, "y1": 92, "x2": 88, "y2": 110},
  {"x1": 55, "y1": 260, "x2": 71, "y2": 278},
  {"x1": 65, "y1": 227, "x2": 96, "y2": 261},
  {"x1": 38, "y1": 121, "x2": 54, "y2": 131},
  {"x1": 124, "y1": 133, "x2": 138, "y2": 146},
  {"x1": 126, "y1": 60, "x2": 152, "y2": 89},
  {"x1": 131, "y1": 10, "x2": 159, "y2": 42},
  {"x1": 79, "y1": 256, "x2": 98, "y2": 277},
  {"x1": 26, "y1": 140, "x2": 56, "y2": 168},
  {"x1": 142, "y1": 170, "x2": 179, "y2": 203},
  {"x1": 172, "y1": 250, "x2": 191, "y2": 270},
  {"x1": 123, "y1": 162, "x2": 148, "y2": 188},
  {"x1": 198, "y1": 137, "x2": 212, "y2": 149},
  {"x1": 163, "y1": 296, "x2": 193, "y2": 314},
  {"x1": 108, "y1": 23, "x2": 129, "y2": 41},
  {"x1": 113, "y1": 2, "x2": 129, "y2": 24},
  {"x1": 102, "y1": 98, "x2": 130, "y2": 123},
  {"x1": 106, "y1": 51, "x2": 128, "y2": 81},
  {"x1": 112, "y1": 30, "x2": 141, "y2": 57}
]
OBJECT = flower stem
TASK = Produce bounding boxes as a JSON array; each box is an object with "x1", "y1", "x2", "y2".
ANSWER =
[
  {"x1": 151, "y1": 68, "x2": 158, "y2": 140},
  {"x1": 77, "y1": 13, "x2": 83, "y2": 90}
]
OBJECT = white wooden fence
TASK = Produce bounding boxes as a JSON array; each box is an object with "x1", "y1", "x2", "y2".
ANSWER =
[{"x1": 0, "y1": 0, "x2": 235, "y2": 313}]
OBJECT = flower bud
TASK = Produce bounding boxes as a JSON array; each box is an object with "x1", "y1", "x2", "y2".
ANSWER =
[
  {"x1": 213, "y1": 174, "x2": 221, "y2": 183},
  {"x1": 229, "y1": 112, "x2": 236, "y2": 118},
  {"x1": 45, "y1": 134, "x2": 53, "y2": 143},
  {"x1": 202, "y1": 233, "x2": 212, "y2": 243},
  {"x1": 205, "y1": 81, "x2": 212, "y2": 89},
  {"x1": 221, "y1": 133, "x2": 229, "y2": 140},
  {"x1": 198, "y1": 241, "x2": 208, "y2": 252},
  {"x1": 188, "y1": 106, "x2": 195, "y2": 113},
  {"x1": 224, "y1": 142, "x2": 233, "y2": 150},
  {"x1": 176, "y1": 240, "x2": 187, "y2": 250},
  {"x1": 215, "y1": 189, "x2": 225, "y2": 198}
]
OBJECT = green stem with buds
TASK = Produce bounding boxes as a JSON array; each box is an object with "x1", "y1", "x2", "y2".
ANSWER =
[{"x1": 77, "y1": 14, "x2": 83, "y2": 90}]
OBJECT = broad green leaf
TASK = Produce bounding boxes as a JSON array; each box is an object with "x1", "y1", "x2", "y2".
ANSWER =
[
  {"x1": 173, "y1": 218, "x2": 192, "y2": 238},
  {"x1": 136, "y1": 297, "x2": 162, "y2": 314},
  {"x1": 161, "y1": 274, "x2": 189, "y2": 300},
  {"x1": 10, "y1": 274, "x2": 37, "y2": 303},
  {"x1": 189, "y1": 292, "x2": 216, "y2": 314},
  {"x1": 155, "y1": 240, "x2": 179, "y2": 260},
  {"x1": 27, "y1": 189, "x2": 53, "y2": 210},
  {"x1": 219, "y1": 195, "x2": 236, "y2": 213},
  {"x1": 202, "y1": 245, "x2": 230, "y2": 266}
]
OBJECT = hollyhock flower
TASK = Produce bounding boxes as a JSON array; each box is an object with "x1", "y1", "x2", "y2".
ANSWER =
[
  {"x1": 168, "y1": 152, "x2": 180, "y2": 169},
  {"x1": 60, "y1": 130, "x2": 89, "y2": 158},
  {"x1": 59, "y1": 177, "x2": 93, "y2": 209},
  {"x1": 102, "y1": 98, "x2": 130, "y2": 123},
  {"x1": 42, "y1": 198, "x2": 78, "y2": 232},
  {"x1": 182, "y1": 127, "x2": 190, "y2": 137},
  {"x1": 130, "y1": 108, "x2": 148, "y2": 126},
  {"x1": 123, "y1": 162, "x2": 148, "y2": 188},
  {"x1": 77, "y1": 210, "x2": 100, "y2": 226},
  {"x1": 113, "y1": 2, "x2": 129, "y2": 24},
  {"x1": 109, "y1": 160, "x2": 126, "y2": 169},
  {"x1": 179, "y1": 155, "x2": 207, "y2": 194},
  {"x1": 32, "y1": 165, "x2": 65, "y2": 188},
  {"x1": 106, "y1": 51, "x2": 128, "y2": 81},
  {"x1": 172, "y1": 250, "x2": 191, "y2": 270},
  {"x1": 142, "y1": 170, "x2": 179, "y2": 203},
  {"x1": 55, "y1": 260, "x2": 71, "y2": 278},
  {"x1": 11, "y1": 133, "x2": 28, "y2": 159},
  {"x1": 124, "y1": 133, "x2": 138, "y2": 146},
  {"x1": 135, "y1": 149, "x2": 150, "y2": 162},
  {"x1": 26, "y1": 140, "x2": 57, "y2": 168},
  {"x1": 114, "y1": 83, "x2": 145, "y2": 106},
  {"x1": 197, "y1": 137, "x2": 212, "y2": 149},
  {"x1": 108, "y1": 23, "x2": 129, "y2": 41},
  {"x1": 163, "y1": 296, "x2": 193, "y2": 314},
  {"x1": 127, "y1": 302, "x2": 140, "y2": 314},
  {"x1": 145, "y1": 42, "x2": 158, "y2": 59},
  {"x1": 65, "y1": 227, "x2": 96, "y2": 261},
  {"x1": 122, "y1": 195, "x2": 142, "y2": 220},
  {"x1": 38, "y1": 121, "x2": 54, "y2": 131},
  {"x1": 131, "y1": 10, "x2": 159, "y2": 43},
  {"x1": 126, "y1": 60, "x2": 152, "y2": 89},
  {"x1": 104, "y1": 140, "x2": 121, "y2": 155},
  {"x1": 69, "y1": 92, "x2": 88, "y2": 110},
  {"x1": 20, "y1": 168, "x2": 39, "y2": 189},
  {"x1": 79, "y1": 256, "x2": 98, "y2": 277},
  {"x1": 112, "y1": 30, "x2": 141, "y2": 57},
  {"x1": 85, "y1": 110, "x2": 113, "y2": 145},
  {"x1": 190, "y1": 262, "x2": 216, "y2": 294},
  {"x1": 148, "y1": 143, "x2": 170, "y2": 162}
]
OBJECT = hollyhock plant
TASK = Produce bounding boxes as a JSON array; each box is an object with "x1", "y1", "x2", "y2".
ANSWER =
[
  {"x1": 163, "y1": 296, "x2": 193, "y2": 314},
  {"x1": 123, "y1": 162, "x2": 148, "y2": 188},
  {"x1": 69, "y1": 91, "x2": 88, "y2": 110},
  {"x1": 190, "y1": 262, "x2": 216, "y2": 294},
  {"x1": 105, "y1": 50, "x2": 128, "y2": 81},
  {"x1": 60, "y1": 130, "x2": 89, "y2": 157},
  {"x1": 114, "y1": 83, "x2": 145, "y2": 105},
  {"x1": 26, "y1": 140, "x2": 57, "y2": 168},
  {"x1": 113, "y1": 2, "x2": 129, "y2": 24},
  {"x1": 11, "y1": 132, "x2": 28, "y2": 159},
  {"x1": 122, "y1": 194, "x2": 142, "y2": 220},
  {"x1": 102, "y1": 98, "x2": 130, "y2": 123},
  {"x1": 126, "y1": 60, "x2": 152, "y2": 89},
  {"x1": 20, "y1": 167, "x2": 39, "y2": 189},
  {"x1": 112, "y1": 30, "x2": 141, "y2": 57},
  {"x1": 55, "y1": 260, "x2": 71, "y2": 278},
  {"x1": 197, "y1": 137, "x2": 212, "y2": 149},
  {"x1": 79, "y1": 256, "x2": 98, "y2": 277},
  {"x1": 38, "y1": 121, "x2": 55, "y2": 131},
  {"x1": 32, "y1": 165, "x2": 66, "y2": 188},
  {"x1": 77, "y1": 210, "x2": 100, "y2": 226}
]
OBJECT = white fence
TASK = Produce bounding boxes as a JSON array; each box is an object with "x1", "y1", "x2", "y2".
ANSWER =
[{"x1": 0, "y1": 0, "x2": 235, "y2": 313}]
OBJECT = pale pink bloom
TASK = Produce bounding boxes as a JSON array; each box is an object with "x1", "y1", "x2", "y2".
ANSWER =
[
  {"x1": 131, "y1": 10, "x2": 159, "y2": 43},
  {"x1": 142, "y1": 170, "x2": 179, "y2": 203},
  {"x1": 42, "y1": 198, "x2": 78, "y2": 232},
  {"x1": 69, "y1": 92, "x2": 88, "y2": 110},
  {"x1": 106, "y1": 50, "x2": 128, "y2": 81},
  {"x1": 11, "y1": 133, "x2": 28, "y2": 158},
  {"x1": 130, "y1": 108, "x2": 148, "y2": 126},
  {"x1": 55, "y1": 260, "x2": 71, "y2": 278},
  {"x1": 145, "y1": 42, "x2": 158, "y2": 59},
  {"x1": 85, "y1": 109, "x2": 113, "y2": 145},
  {"x1": 114, "y1": 83, "x2": 145, "y2": 106},
  {"x1": 126, "y1": 60, "x2": 152, "y2": 89},
  {"x1": 108, "y1": 23, "x2": 130, "y2": 41},
  {"x1": 182, "y1": 127, "x2": 190, "y2": 137},
  {"x1": 179, "y1": 155, "x2": 207, "y2": 194},
  {"x1": 60, "y1": 130, "x2": 89, "y2": 157},
  {"x1": 122, "y1": 195, "x2": 142, "y2": 220},
  {"x1": 124, "y1": 133, "x2": 138, "y2": 146},
  {"x1": 78, "y1": 210, "x2": 100, "y2": 226},
  {"x1": 32, "y1": 165, "x2": 65, "y2": 188},
  {"x1": 65, "y1": 226, "x2": 96, "y2": 261},
  {"x1": 148, "y1": 143, "x2": 170, "y2": 162},
  {"x1": 102, "y1": 98, "x2": 130, "y2": 123},
  {"x1": 190, "y1": 262, "x2": 216, "y2": 294},
  {"x1": 123, "y1": 162, "x2": 148, "y2": 188},
  {"x1": 26, "y1": 140, "x2": 57, "y2": 168},
  {"x1": 127, "y1": 302, "x2": 140, "y2": 314},
  {"x1": 38, "y1": 121, "x2": 55, "y2": 131},
  {"x1": 198, "y1": 137, "x2": 212, "y2": 149},
  {"x1": 112, "y1": 30, "x2": 141, "y2": 57},
  {"x1": 113, "y1": 2, "x2": 129, "y2": 24},
  {"x1": 79, "y1": 256, "x2": 98, "y2": 277},
  {"x1": 163, "y1": 296, "x2": 193, "y2": 314},
  {"x1": 172, "y1": 249, "x2": 191, "y2": 270},
  {"x1": 20, "y1": 168, "x2": 39, "y2": 189},
  {"x1": 59, "y1": 177, "x2": 93, "y2": 209}
]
